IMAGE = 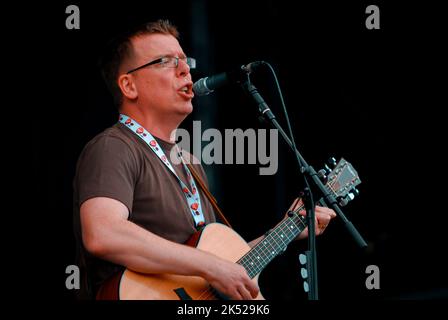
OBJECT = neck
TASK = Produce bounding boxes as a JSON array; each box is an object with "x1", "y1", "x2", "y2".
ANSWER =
[{"x1": 120, "y1": 106, "x2": 183, "y2": 143}]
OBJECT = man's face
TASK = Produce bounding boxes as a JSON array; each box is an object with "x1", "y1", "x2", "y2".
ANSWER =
[{"x1": 126, "y1": 33, "x2": 194, "y2": 118}]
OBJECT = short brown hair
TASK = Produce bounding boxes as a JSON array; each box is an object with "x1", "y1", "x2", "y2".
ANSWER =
[{"x1": 99, "y1": 19, "x2": 179, "y2": 108}]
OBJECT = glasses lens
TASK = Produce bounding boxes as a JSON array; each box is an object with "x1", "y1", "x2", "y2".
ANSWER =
[
  {"x1": 186, "y1": 57, "x2": 196, "y2": 69},
  {"x1": 163, "y1": 57, "x2": 177, "y2": 67}
]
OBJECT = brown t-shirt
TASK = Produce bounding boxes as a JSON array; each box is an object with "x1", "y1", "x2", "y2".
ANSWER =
[{"x1": 73, "y1": 122, "x2": 216, "y2": 297}]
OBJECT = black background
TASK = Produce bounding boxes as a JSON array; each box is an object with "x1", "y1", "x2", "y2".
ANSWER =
[{"x1": 17, "y1": 0, "x2": 447, "y2": 303}]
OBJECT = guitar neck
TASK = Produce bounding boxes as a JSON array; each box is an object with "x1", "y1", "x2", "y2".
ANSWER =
[{"x1": 237, "y1": 202, "x2": 308, "y2": 278}]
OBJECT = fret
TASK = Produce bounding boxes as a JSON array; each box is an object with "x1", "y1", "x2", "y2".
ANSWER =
[
  {"x1": 241, "y1": 241, "x2": 266, "y2": 276},
  {"x1": 238, "y1": 210, "x2": 308, "y2": 278},
  {"x1": 270, "y1": 228, "x2": 287, "y2": 251},
  {"x1": 271, "y1": 228, "x2": 288, "y2": 248}
]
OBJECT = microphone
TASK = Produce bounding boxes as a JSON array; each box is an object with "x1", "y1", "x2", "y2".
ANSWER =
[{"x1": 193, "y1": 61, "x2": 264, "y2": 96}]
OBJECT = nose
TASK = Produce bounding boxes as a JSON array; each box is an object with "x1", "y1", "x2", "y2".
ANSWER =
[{"x1": 176, "y1": 58, "x2": 190, "y2": 78}]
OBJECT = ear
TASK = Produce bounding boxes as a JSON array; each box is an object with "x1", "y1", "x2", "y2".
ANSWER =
[{"x1": 117, "y1": 74, "x2": 138, "y2": 100}]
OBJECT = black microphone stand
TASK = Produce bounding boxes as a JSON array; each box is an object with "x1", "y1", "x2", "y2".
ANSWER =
[{"x1": 239, "y1": 75, "x2": 367, "y2": 300}]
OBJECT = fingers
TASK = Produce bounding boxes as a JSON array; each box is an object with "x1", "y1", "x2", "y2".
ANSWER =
[
  {"x1": 316, "y1": 206, "x2": 337, "y2": 218},
  {"x1": 315, "y1": 206, "x2": 336, "y2": 235},
  {"x1": 287, "y1": 197, "x2": 303, "y2": 212},
  {"x1": 247, "y1": 279, "x2": 260, "y2": 299},
  {"x1": 238, "y1": 282, "x2": 259, "y2": 300},
  {"x1": 207, "y1": 258, "x2": 259, "y2": 300},
  {"x1": 285, "y1": 199, "x2": 337, "y2": 239},
  {"x1": 317, "y1": 223, "x2": 328, "y2": 235},
  {"x1": 229, "y1": 280, "x2": 259, "y2": 300},
  {"x1": 236, "y1": 271, "x2": 259, "y2": 300},
  {"x1": 297, "y1": 206, "x2": 336, "y2": 218}
]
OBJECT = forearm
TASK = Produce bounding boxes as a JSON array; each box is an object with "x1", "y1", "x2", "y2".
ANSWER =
[
  {"x1": 89, "y1": 219, "x2": 216, "y2": 278},
  {"x1": 80, "y1": 196, "x2": 262, "y2": 300}
]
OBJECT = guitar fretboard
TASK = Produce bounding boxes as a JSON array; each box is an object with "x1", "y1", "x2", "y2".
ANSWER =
[{"x1": 237, "y1": 208, "x2": 307, "y2": 278}]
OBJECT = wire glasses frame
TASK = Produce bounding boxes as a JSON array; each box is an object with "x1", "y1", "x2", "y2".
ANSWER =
[{"x1": 126, "y1": 56, "x2": 196, "y2": 74}]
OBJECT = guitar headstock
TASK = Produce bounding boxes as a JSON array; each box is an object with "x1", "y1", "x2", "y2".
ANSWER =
[{"x1": 322, "y1": 158, "x2": 361, "y2": 206}]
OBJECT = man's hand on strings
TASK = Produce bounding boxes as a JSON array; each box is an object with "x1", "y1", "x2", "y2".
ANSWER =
[{"x1": 284, "y1": 197, "x2": 337, "y2": 240}]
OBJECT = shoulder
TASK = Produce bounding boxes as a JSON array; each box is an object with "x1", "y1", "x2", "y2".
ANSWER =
[
  {"x1": 74, "y1": 125, "x2": 141, "y2": 213},
  {"x1": 83, "y1": 123, "x2": 144, "y2": 155},
  {"x1": 84, "y1": 124, "x2": 131, "y2": 149},
  {"x1": 77, "y1": 124, "x2": 141, "y2": 169}
]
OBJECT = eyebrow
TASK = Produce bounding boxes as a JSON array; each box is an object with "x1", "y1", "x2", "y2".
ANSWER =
[{"x1": 158, "y1": 52, "x2": 187, "y2": 59}]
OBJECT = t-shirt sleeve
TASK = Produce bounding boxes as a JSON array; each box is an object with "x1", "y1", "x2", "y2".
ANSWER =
[{"x1": 75, "y1": 135, "x2": 138, "y2": 214}]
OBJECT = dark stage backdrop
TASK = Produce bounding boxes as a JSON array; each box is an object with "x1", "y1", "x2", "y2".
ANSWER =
[{"x1": 23, "y1": 0, "x2": 447, "y2": 302}]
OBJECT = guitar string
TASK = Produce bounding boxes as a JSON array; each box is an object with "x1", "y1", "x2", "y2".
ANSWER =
[
  {"x1": 236, "y1": 198, "x2": 301, "y2": 276},
  {"x1": 195, "y1": 205, "x2": 307, "y2": 300},
  {"x1": 246, "y1": 216, "x2": 303, "y2": 276},
  {"x1": 238, "y1": 214, "x2": 299, "y2": 277},
  {"x1": 199, "y1": 212, "x2": 306, "y2": 299},
  {"x1": 239, "y1": 216, "x2": 300, "y2": 277},
  {"x1": 239, "y1": 205, "x2": 307, "y2": 277}
]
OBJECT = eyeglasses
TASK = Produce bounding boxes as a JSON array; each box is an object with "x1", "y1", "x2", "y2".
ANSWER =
[{"x1": 126, "y1": 56, "x2": 196, "y2": 74}]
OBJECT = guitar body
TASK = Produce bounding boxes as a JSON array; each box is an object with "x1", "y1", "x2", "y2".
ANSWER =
[{"x1": 97, "y1": 223, "x2": 263, "y2": 300}]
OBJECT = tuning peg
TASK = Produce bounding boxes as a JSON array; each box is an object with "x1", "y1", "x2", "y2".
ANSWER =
[
  {"x1": 350, "y1": 188, "x2": 360, "y2": 197},
  {"x1": 339, "y1": 192, "x2": 355, "y2": 207},
  {"x1": 317, "y1": 169, "x2": 327, "y2": 180},
  {"x1": 346, "y1": 193, "x2": 355, "y2": 201},
  {"x1": 327, "y1": 157, "x2": 337, "y2": 169},
  {"x1": 338, "y1": 197, "x2": 349, "y2": 207},
  {"x1": 338, "y1": 193, "x2": 350, "y2": 206}
]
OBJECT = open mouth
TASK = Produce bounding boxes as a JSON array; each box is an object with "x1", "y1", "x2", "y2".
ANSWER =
[{"x1": 178, "y1": 83, "x2": 194, "y2": 99}]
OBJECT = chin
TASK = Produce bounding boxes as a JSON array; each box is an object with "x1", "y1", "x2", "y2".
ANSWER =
[{"x1": 180, "y1": 102, "x2": 194, "y2": 115}]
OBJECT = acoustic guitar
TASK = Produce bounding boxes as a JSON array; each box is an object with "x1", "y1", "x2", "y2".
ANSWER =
[{"x1": 97, "y1": 158, "x2": 361, "y2": 300}]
